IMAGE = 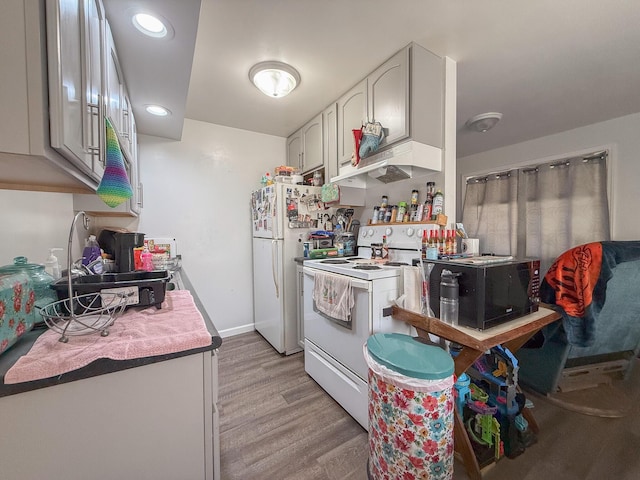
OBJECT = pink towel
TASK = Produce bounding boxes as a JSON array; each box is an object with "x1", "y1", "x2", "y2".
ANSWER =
[{"x1": 4, "y1": 290, "x2": 212, "y2": 384}]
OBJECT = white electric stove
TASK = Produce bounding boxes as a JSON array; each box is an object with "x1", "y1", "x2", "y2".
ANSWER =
[{"x1": 302, "y1": 224, "x2": 438, "y2": 429}]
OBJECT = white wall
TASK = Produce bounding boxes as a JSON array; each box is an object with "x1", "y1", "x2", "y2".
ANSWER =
[
  {"x1": 136, "y1": 119, "x2": 286, "y2": 337},
  {"x1": 457, "y1": 112, "x2": 640, "y2": 240},
  {"x1": 0, "y1": 190, "x2": 75, "y2": 267}
]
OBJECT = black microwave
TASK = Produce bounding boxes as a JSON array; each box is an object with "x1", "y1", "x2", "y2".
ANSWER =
[{"x1": 413, "y1": 257, "x2": 541, "y2": 330}]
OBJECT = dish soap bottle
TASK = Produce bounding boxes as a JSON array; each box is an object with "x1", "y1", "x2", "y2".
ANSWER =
[
  {"x1": 45, "y1": 248, "x2": 63, "y2": 280},
  {"x1": 82, "y1": 235, "x2": 102, "y2": 273}
]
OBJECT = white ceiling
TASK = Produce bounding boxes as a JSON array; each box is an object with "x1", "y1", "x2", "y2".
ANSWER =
[{"x1": 104, "y1": 0, "x2": 640, "y2": 158}]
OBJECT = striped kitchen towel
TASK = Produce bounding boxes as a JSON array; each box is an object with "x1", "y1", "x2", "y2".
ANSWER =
[{"x1": 96, "y1": 117, "x2": 133, "y2": 207}]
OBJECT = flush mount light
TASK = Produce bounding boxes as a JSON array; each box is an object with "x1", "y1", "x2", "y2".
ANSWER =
[
  {"x1": 132, "y1": 13, "x2": 168, "y2": 38},
  {"x1": 249, "y1": 61, "x2": 301, "y2": 98},
  {"x1": 465, "y1": 112, "x2": 503, "y2": 132},
  {"x1": 145, "y1": 105, "x2": 171, "y2": 117}
]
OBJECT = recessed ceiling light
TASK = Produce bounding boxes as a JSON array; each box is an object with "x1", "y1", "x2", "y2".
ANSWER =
[
  {"x1": 145, "y1": 105, "x2": 171, "y2": 116},
  {"x1": 249, "y1": 61, "x2": 301, "y2": 98},
  {"x1": 132, "y1": 13, "x2": 168, "y2": 38}
]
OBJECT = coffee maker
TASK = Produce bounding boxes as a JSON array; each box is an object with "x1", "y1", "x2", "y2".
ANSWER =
[{"x1": 98, "y1": 229, "x2": 145, "y2": 272}]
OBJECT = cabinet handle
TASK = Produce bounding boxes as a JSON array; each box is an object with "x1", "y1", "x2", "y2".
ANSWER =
[
  {"x1": 87, "y1": 94, "x2": 106, "y2": 167},
  {"x1": 137, "y1": 183, "x2": 144, "y2": 207}
]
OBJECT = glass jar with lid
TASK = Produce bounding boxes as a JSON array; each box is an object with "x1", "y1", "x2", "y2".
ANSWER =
[{"x1": 0, "y1": 256, "x2": 57, "y2": 307}]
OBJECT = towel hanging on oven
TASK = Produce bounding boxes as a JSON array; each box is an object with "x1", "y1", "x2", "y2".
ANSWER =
[{"x1": 312, "y1": 271, "x2": 354, "y2": 324}]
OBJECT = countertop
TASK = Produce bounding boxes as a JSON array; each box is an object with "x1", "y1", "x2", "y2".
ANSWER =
[{"x1": 0, "y1": 267, "x2": 221, "y2": 398}]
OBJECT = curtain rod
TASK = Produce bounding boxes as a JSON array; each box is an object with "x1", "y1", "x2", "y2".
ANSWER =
[{"x1": 465, "y1": 150, "x2": 608, "y2": 184}]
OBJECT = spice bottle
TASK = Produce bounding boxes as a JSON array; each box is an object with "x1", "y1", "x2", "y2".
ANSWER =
[
  {"x1": 424, "y1": 182, "x2": 435, "y2": 221},
  {"x1": 390, "y1": 205, "x2": 398, "y2": 223},
  {"x1": 432, "y1": 190, "x2": 444, "y2": 220},
  {"x1": 397, "y1": 202, "x2": 407, "y2": 222}
]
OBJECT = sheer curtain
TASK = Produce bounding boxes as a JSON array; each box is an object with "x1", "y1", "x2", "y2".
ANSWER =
[{"x1": 462, "y1": 151, "x2": 610, "y2": 273}]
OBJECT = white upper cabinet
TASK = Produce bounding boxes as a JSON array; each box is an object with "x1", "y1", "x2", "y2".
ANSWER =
[
  {"x1": 323, "y1": 102, "x2": 338, "y2": 182},
  {"x1": 287, "y1": 113, "x2": 323, "y2": 174},
  {"x1": 337, "y1": 79, "x2": 367, "y2": 167},
  {"x1": 301, "y1": 113, "x2": 323, "y2": 173},
  {"x1": 367, "y1": 47, "x2": 409, "y2": 149},
  {"x1": 46, "y1": 0, "x2": 106, "y2": 182},
  {"x1": 105, "y1": 22, "x2": 125, "y2": 142},
  {"x1": 286, "y1": 129, "x2": 302, "y2": 170},
  {"x1": 0, "y1": 0, "x2": 138, "y2": 201}
]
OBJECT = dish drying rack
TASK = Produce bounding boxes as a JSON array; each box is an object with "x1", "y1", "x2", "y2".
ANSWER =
[{"x1": 39, "y1": 211, "x2": 129, "y2": 343}]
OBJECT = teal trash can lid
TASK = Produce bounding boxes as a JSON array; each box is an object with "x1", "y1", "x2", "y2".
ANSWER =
[{"x1": 367, "y1": 333, "x2": 454, "y2": 380}]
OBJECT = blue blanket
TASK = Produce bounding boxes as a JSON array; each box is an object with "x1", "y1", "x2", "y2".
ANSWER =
[{"x1": 540, "y1": 241, "x2": 640, "y2": 347}]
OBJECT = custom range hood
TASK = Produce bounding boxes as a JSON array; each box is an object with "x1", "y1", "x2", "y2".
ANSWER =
[{"x1": 330, "y1": 140, "x2": 442, "y2": 187}]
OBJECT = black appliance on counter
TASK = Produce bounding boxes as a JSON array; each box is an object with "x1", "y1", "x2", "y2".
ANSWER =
[
  {"x1": 414, "y1": 257, "x2": 541, "y2": 330},
  {"x1": 98, "y1": 229, "x2": 145, "y2": 273}
]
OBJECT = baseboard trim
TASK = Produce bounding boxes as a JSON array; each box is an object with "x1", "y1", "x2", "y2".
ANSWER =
[{"x1": 218, "y1": 323, "x2": 255, "y2": 338}]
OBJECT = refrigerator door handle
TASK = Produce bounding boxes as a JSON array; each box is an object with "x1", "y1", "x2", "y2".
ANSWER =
[{"x1": 271, "y1": 240, "x2": 280, "y2": 298}]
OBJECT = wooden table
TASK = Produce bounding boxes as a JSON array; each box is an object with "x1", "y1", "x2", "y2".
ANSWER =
[{"x1": 392, "y1": 305, "x2": 562, "y2": 480}]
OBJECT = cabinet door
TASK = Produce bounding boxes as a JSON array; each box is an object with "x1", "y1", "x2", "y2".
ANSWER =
[
  {"x1": 85, "y1": 0, "x2": 104, "y2": 179},
  {"x1": 105, "y1": 23, "x2": 123, "y2": 136},
  {"x1": 286, "y1": 129, "x2": 302, "y2": 171},
  {"x1": 337, "y1": 79, "x2": 367, "y2": 167},
  {"x1": 120, "y1": 88, "x2": 133, "y2": 159},
  {"x1": 323, "y1": 103, "x2": 338, "y2": 181},
  {"x1": 301, "y1": 113, "x2": 323, "y2": 173},
  {"x1": 368, "y1": 47, "x2": 409, "y2": 148},
  {"x1": 46, "y1": 0, "x2": 92, "y2": 173}
]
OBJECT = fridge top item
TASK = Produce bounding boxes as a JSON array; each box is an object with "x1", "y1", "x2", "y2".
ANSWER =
[{"x1": 251, "y1": 183, "x2": 327, "y2": 239}]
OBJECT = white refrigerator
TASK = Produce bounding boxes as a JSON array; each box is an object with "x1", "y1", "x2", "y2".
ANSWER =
[{"x1": 251, "y1": 183, "x2": 327, "y2": 354}]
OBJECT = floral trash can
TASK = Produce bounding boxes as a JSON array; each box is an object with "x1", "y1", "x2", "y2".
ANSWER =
[{"x1": 365, "y1": 333, "x2": 455, "y2": 480}]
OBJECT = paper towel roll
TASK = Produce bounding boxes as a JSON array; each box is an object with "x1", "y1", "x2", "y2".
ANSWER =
[{"x1": 402, "y1": 266, "x2": 422, "y2": 313}]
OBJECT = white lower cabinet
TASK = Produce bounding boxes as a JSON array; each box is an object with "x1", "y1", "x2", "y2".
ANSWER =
[{"x1": 0, "y1": 351, "x2": 220, "y2": 480}]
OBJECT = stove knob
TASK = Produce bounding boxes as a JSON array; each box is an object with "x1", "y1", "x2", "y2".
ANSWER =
[
  {"x1": 367, "y1": 228, "x2": 374, "y2": 237},
  {"x1": 385, "y1": 227, "x2": 393, "y2": 236},
  {"x1": 406, "y1": 227, "x2": 415, "y2": 237}
]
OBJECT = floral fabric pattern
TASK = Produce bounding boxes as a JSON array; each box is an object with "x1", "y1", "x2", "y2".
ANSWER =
[
  {"x1": 368, "y1": 368, "x2": 454, "y2": 480},
  {"x1": 0, "y1": 274, "x2": 36, "y2": 355}
]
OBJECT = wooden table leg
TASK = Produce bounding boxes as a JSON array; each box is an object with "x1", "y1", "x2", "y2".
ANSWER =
[{"x1": 454, "y1": 408, "x2": 482, "y2": 480}]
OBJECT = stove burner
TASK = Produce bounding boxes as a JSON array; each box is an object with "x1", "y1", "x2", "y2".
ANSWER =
[
  {"x1": 321, "y1": 259, "x2": 350, "y2": 264},
  {"x1": 352, "y1": 265, "x2": 382, "y2": 270},
  {"x1": 385, "y1": 262, "x2": 409, "y2": 266}
]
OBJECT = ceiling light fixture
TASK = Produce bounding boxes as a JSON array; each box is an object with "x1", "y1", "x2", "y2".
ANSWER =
[
  {"x1": 132, "y1": 13, "x2": 168, "y2": 38},
  {"x1": 249, "y1": 61, "x2": 301, "y2": 98},
  {"x1": 465, "y1": 112, "x2": 503, "y2": 133},
  {"x1": 145, "y1": 105, "x2": 170, "y2": 117}
]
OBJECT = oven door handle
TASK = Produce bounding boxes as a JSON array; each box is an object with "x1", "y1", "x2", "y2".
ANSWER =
[{"x1": 302, "y1": 267, "x2": 371, "y2": 291}]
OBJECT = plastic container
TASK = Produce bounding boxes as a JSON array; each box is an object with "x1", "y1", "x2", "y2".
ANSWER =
[
  {"x1": 141, "y1": 248, "x2": 154, "y2": 271},
  {"x1": 365, "y1": 333, "x2": 455, "y2": 480},
  {"x1": 342, "y1": 232, "x2": 355, "y2": 256},
  {"x1": 82, "y1": 235, "x2": 102, "y2": 268},
  {"x1": 439, "y1": 269, "x2": 460, "y2": 326}
]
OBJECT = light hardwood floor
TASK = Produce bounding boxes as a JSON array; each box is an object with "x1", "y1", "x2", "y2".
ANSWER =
[{"x1": 218, "y1": 331, "x2": 640, "y2": 480}]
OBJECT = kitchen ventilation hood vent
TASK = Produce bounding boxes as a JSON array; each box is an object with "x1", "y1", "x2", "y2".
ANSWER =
[{"x1": 330, "y1": 140, "x2": 442, "y2": 187}]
